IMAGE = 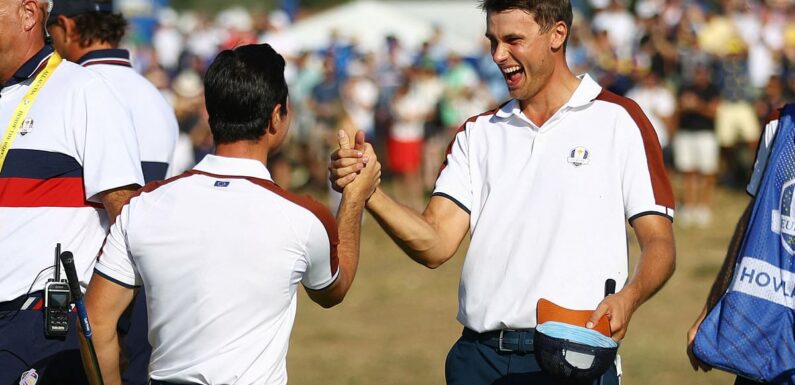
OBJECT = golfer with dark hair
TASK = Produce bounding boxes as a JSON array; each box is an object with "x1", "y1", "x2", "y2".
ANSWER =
[
  {"x1": 47, "y1": 2, "x2": 178, "y2": 383},
  {"x1": 82, "y1": 43, "x2": 380, "y2": 385},
  {"x1": 331, "y1": 1, "x2": 676, "y2": 384}
]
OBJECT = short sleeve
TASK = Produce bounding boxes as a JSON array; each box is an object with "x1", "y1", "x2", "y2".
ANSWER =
[
  {"x1": 620, "y1": 113, "x2": 675, "y2": 222},
  {"x1": 747, "y1": 119, "x2": 780, "y2": 197},
  {"x1": 302, "y1": 215, "x2": 339, "y2": 290},
  {"x1": 94, "y1": 205, "x2": 141, "y2": 288},
  {"x1": 75, "y1": 77, "x2": 144, "y2": 202},
  {"x1": 432, "y1": 127, "x2": 472, "y2": 213}
]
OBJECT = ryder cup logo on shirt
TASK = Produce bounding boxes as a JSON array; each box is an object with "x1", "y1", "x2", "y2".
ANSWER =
[
  {"x1": 772, "y1": 179, "x2": 795, "y2": 255},
  {"x1": 19, "y1": 118, "x2": 34, "y2": 136},
  {"x1": 567, "y1": 146, "x2": 590, "y2": 167}
]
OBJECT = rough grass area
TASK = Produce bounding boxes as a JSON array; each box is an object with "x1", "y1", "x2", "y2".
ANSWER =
[{"x1": 287, "y1": 185, "x2": 747, "y2": 384}]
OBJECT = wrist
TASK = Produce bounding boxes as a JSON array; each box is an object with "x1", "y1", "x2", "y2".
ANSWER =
[
  {"x1": 620, "y1": 282, "x2": 644, "y2": 310},
  {"x1": 365, "y1": 187, "x2": 385, "y2": 210},
  {"x1": 341, "y1": 188, "x2": 368, "y2": 206}
]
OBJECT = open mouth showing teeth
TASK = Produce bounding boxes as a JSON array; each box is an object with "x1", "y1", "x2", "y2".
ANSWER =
[
  {"x1": 503, "y1": 66, "x2": 522, "y2": 77},
  {"x1": 502, "y1": 65, "x2": 523, "y2": 86}
]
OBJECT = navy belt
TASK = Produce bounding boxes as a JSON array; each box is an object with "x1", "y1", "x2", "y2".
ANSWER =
[
  {"x1": 463, "y1": 327, "x2": 535, "y2": 354},
  {"x1": 0, "y1": 291, "x2": 44, "y2": 312}
]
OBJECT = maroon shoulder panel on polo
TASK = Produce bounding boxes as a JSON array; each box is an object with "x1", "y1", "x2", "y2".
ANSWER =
[{"x1": 594, "y1": 90, "x2": 675, "y2": 209}]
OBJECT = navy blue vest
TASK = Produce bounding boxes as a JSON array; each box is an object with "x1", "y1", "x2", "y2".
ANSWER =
[{"x1": 694, "y1": 104, "x2": 795, "y2": 384}]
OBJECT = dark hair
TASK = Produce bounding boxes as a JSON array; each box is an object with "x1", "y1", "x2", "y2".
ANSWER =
[
  {"x1": 204, "y1": 44, "x2": 289, "y2": 145},
  {"x1": 71, "y1": 12, "x2": 127, "y2": 47},
  {"x1": 479, "y1": 0, "x2": 573, "y2": 43}
]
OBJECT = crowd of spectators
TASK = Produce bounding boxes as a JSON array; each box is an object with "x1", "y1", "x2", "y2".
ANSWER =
[{"x1": 128, "y1": 0, "x2": 795, "y2": 226}]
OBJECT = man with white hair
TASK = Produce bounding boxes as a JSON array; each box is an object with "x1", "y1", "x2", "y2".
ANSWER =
[{"x1": 0, "y1": 0, "x2": 143, "y2": 383}]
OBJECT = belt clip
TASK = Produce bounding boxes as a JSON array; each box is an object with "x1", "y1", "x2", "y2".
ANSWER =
[{"x1": 498, "y1": 330, "x2": 511, "y2": 352}]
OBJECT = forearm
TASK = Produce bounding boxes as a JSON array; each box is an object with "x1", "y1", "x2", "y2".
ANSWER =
[
  {"x1": 330, "y1": 190, "x2": 366, "y2": 301},
  {"x1": 704, "y1": 201, "x2": 752, "y2": 310},
  {"x1": 81, "y1": 321, "x2": 122, "y2": 385},
  {"x1": 366, "y1": 189, "x2": 451, "y2": 268},
  {"x1": 624, "y1": 233, "x2": 676, "y2": 308}
]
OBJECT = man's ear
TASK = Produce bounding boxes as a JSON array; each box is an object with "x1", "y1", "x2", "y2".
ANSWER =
[
  {"x1": 21, "y1": 0, "x2": 41, "y2": 32},
  {"x1": 268, "y1": 103, "x2": 284, "y2": 135},
  {"x1": 550, "y1": 21, "x2": 568, "y2": 51},
  {"x1": 59, "y1": 15, "x2": 80, "y2": 43}
]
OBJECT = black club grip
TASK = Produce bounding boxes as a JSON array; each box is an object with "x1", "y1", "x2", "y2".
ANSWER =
[
  {"x1": 59, "y1": 251, "x2": 83, "y2": 301},
  {"x1": 604, "y1": 279, "x2": 616, "y2": 297}
]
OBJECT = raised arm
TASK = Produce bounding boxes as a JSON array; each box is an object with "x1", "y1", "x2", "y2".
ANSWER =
[
  {"x1": 306, "y1": 131, "x2": 381, "y2": 307},
  {"x1": 329, "y1": 130, "x2": 470, "y2": 269},
  {"x1": 587, "y1": 215, "x2": 676, "y2": 341},
  {"x1": 366, "y1": 190, "x2": 469, "y2": 268}
]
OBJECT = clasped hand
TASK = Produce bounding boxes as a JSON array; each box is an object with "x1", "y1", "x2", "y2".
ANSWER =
[{"x1": 329, "y1": 130, "x2": 381, "y2": 200}]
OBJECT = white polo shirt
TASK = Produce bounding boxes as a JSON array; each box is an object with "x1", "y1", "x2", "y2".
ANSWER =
[
  {"x1": 95, "y1": 155, "x2": 340, "y2": 384},
  {"x1": 77, "y1": 49, "x2": 178, "y2": 183},
  {"x1": 434, "y1": 74, "x2": 674, "y2": 332},
  {"x1": 0, "y1": 46, "x2": 144, "y2": 302}
]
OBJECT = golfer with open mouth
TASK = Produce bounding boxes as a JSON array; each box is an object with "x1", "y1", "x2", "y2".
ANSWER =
[{"x1": 330, "y1": 1, "x2": 676, "y2": 384}]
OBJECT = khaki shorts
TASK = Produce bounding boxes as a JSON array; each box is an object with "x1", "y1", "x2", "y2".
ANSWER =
[
  {"x1": 715, "y1": 101, "x2": 760, "y2": 147},
  {"x1": 673, "y1": 130, "x2": 719, "y2": 174}
]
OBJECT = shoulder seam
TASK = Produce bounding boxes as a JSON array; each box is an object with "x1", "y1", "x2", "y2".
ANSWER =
[
  {"x1": 593, "y1": 90, "x2": 675, "y2": 210},
  {"x1": 437, "y1": 104, "x2": 502, "y2": 175},
  {"x1": 122, "y1": 171, "x2": 195, "y2": 207}
]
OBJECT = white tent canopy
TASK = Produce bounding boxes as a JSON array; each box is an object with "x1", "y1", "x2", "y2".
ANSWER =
[{"x1": 265, "y1": 0, "x2": 487, "y2": 57}]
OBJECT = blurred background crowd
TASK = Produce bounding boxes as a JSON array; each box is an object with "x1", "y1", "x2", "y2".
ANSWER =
[{"x1": 118, "y1": 0, "x2": 795, "y2": 224}]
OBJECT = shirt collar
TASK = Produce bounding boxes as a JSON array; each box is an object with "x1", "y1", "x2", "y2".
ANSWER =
[
  {"x1": 76, "y1": 49, "x2": 132, "y2": 68},
  {"x1": 193, "y1": 154, "x2": 273, "y2": 181},
  {"x1": 495, "y1": 74, "x2": 603, "y2": 119},
  {"x1": 2, "y1": 45, "x2": 55, "y2": 89}
]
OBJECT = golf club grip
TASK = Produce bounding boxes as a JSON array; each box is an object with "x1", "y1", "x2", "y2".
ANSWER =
[
  {"x1": 59, "y1": 251, "x2": 83, "y2": 301},
  {"x1": 604, "y1": 279, "x2": 616, "y2": 297},
  {"x1": 74, "y1": 298, "x2": 93, "y2": 338}
]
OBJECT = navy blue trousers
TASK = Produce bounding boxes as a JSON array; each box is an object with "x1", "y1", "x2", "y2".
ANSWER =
[
  {"x1": 0, "y1": 307, "x2": 88, "y2": 385},
  {"x1": 445, "y1": 329, "x2": 620, "y2": 385},
  {"x1": 0, "y1": 290, "x2": 151, "y2": 385}
]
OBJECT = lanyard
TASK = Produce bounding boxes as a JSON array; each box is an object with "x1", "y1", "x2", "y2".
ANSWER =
[{"x1": 0, "y1": 52, "x2": 63, "y2": 172}]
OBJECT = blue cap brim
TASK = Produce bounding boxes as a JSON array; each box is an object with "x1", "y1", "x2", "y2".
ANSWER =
[{"x1": 536, "y1": 321, "x2": 618, "y2": 349}]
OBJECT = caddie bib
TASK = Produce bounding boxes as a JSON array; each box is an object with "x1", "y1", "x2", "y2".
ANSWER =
[{"x1": 694, "y1": 104, "x2": 795, "y2": 384}]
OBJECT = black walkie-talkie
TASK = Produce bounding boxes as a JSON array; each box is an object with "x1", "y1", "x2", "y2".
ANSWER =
[{"x1": 44, "y1": 243, "x2": 71, "y2": 337}]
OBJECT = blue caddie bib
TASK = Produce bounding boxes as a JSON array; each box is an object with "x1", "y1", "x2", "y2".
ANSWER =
[{"x1": 694, "y1": 104, "x2": 795, "y2": 384}]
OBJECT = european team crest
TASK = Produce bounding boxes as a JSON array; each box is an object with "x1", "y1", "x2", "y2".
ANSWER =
[
  {"x1": 774, "y1": 179, "x2": 795, "y2": 255},
  {"x1": 19, "y1": 118, "x2": 33, "y2": 136},
  {"x1": 567, "y1": 146, "x2": 590, "y2": 167}
]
